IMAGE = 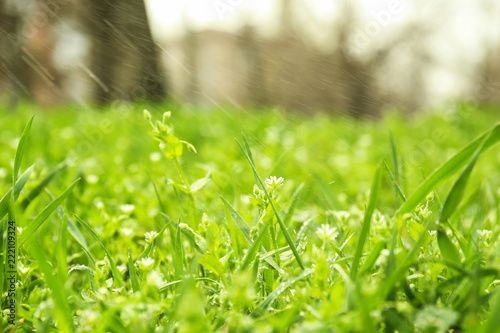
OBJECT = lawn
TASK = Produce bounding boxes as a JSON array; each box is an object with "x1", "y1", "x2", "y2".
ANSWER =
[{"x1": 0, "y1": 103, "x2": 499, "y2": 332}]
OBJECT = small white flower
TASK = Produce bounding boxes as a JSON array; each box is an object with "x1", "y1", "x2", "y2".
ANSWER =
[
  {"x1": 86, "y1": 174, "x2": 99, "y2": 184},
  {"x1": 146, "y1": 270, "x2": 164, "y2": 288},
  {"x1": 316, "y1": 224, "x2": 339, "y2": 242},
  {"x1": 428, "y1": 230, "x2": 437, "y2": 237},
  {"x1": 265, "y1": 176, "x2": 284, "y2": 190},
  {"x1": 0, "y1": 168, "x2": 6, "y2": 178},
  {"x1": 138, "y1": 257, "x2": 155, "y2": 270},
  {"x1": 96, "y1": 201, "x2": 104, "y2": 209},
  {"x1": 145, "y1": 231, "x2": 159, "y2": 243},
  {"x1": 16, "y1": 227, "x2": 24, "y2": 235},
  {"x1": 119, "y1": 228, "x2": 133, "y2": 237},
  {"x1": 120, "y1": 204, "x2": 135, "y2": 214},
  {"x1": 179, "y1": 223, "x2": 189, "y2": 230},
  {"x1": 149, "y1": 152, "x2": 161, "y2": 162},
  {"x1": 333, "y1": 211, "x2": 351, "y2": 223},
  {"x1": 477, "y1": 229, "x2": 493, "y2": 240},
  {"x1": 18, "y1": 264, "x2": 30, "y2": 275}
]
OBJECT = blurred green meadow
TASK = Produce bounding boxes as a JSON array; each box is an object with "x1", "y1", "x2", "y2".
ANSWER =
[{"x1": 0, "y1": 104, "x2": 500, "y2": 332}]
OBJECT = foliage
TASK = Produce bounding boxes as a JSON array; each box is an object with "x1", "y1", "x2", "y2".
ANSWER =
[{"x1": 0, "y1": 103, "x2": 499, "y2": 332}]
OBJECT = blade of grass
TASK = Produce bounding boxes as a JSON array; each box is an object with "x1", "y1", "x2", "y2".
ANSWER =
[
  {"x1": 128, "y1": 248, "x2": 140, "y2": 292},
  {"x1": 389, "y1": 132, "x2": 401, "y2": 206},
  {"x1": 0, "y1": 165, "x2": 34, "y2": 221},
  {"x1": 282, "y1": 183, "x2": 305, "y2": 227},
  {"x1": 55, "y1": 215, "x2": 69, "y2": 282},
  {"x1": 21, "y1": 162, "x2": 66, "y2": 209},
  {"x1": 238, "y1": 222, "x2": 269, "y2": 272},
  {"x1": 66, "y1": 215, "x2": 95, "y2": 267},
  {"x1": 29, "y1": 237, "x2": 73, "y2": 332},
  {"x1": 384, "y1": 161, "x2": 406, "y2": 202},
  {"x1": 398, "y1": 123, "x2": 500, "y2": 215},
  {"x1": 252, "y1": 268, "x2": 314, "y2": 317},
  {"x1": 440, "y1": 131, "x2": 492, "y2": 223},
  {"x1": 18, "y1": 178, "x2": 80, "y2": 248},
  {"x1": 379, "y1": 217, "x2": 434, "y2": 301},
  {"x1": 73, "y1": 213, "x2": 125, "y2": 288},
  {"x1": 220, "y1": 196, "x2": 284, "y2": 274},
  {"x1": 437, "y1": 227, "x2": 461, "y2": 266},
  {"x1": 238, "y1": 135, "x2": 305, "y2": 270},
  {"x1": 173, "y1": 220, "x2": 184, "y2": 281},
  {"x1": 359, "y1": 241, "x2": 386, "y2": 275},
  {"x1": 13, "y1": 115, "x2": 34, "y2": 186},
  {"x1": 350, "y1": 162, "x2": 384, "y2": 280}
]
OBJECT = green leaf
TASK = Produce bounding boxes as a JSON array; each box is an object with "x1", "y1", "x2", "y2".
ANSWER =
[
  {"x1": 18, "y1": 178, "x2": 80, "y2": 248},
  {"x1": 398, "y1": 123, "x2": 500, "y2": 215},
  {"x1": 164, "y1": 133, "x2": 183, "y2": 159},
  {"x1": 73, "y1": 214, "x2": 125, "y2": 288},
  {"x1": 190, "y1": 170, "x2": 211, "y2": 193},
  {"x1": 198, "y1": 254, "x2": 225, "y2": 277},
  {"x1": 350, "y1": 162, "x2": 384, "y2": 280},
  {"x1": 437, "y1": 227, "x2": 461, "y2": 266}
]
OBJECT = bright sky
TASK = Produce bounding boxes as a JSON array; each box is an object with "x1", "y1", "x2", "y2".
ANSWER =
[
  {"x1": 144, "y1": 0, "x2": 496, "y2": 105},
  {"x1": 145, "y1": 0, "x2": 411, "y2": 40}
]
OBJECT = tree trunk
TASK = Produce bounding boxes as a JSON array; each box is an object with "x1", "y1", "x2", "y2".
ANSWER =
[{"x1": 86, "y1": 0, "x2": 166, "y2": 105}]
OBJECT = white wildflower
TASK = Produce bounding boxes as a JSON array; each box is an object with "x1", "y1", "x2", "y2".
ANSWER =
[
  {"x1": 149, "y1": 152, "x2": 161, "y2": 162},
  {"x1": 119, "y1": 228, "x2": 133, "y2": 237},
  {"x1": 120, "y1": 204, "x2": 135, "y2": 214},
  {"x1": 86, "y1": 174, "x2": 99, "y2": 184},
  {"x1": 145, "y1": 231, "x2": 159, "y2": 243},
  {"x1": 316, "y1": 224, "x2": 339, "y2": 242},
  {"x1": 265, "y1": 176, "x2": 284, "y2": 190},
  {"x1": 333, "y1": 211, "x2": 351, "y2": 223},
  {"x1": 146, "y1": 270, "x2": 164, "y2": 288},
  {"x1": 138, "y1": 257, "x2": 155, "y2": 271}
]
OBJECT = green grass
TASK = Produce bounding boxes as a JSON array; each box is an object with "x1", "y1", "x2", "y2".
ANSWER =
[{"x1": 0, "y1": 103, "x2": 499, "y2": 332}]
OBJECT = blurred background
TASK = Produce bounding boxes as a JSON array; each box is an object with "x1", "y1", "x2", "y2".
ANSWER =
[{"x1": 1, "y1": 0, "x2": 500, "y2": 116}]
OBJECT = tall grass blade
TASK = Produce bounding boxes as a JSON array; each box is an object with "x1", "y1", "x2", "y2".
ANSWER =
[
  {"x1": 73, "y1": 213, "x2": 125, "y2": 288},
  {"x1": 398, "y1": 123, "x2": 500, "y2": 215},
  {"x1": 0, "y1": 165, "x2": 34, "y2": 221},
  {"x1": 220, "y1": 196, "x2": 284, "y2": 274},
  {"x1": 21, "y1": 162, "x2": 66, "y2": 209},
  {"x1": 238, "y1": 222, "x2": 269, "y2": 272},
  {"x1": 128, "y1": 248, "x2": 140, "y2": 292},
  {"x1": 437, "y1": 227, "x2": 462, "y2": 266},
  {"x1": 350, "y1": 162, "x2": 384, "y2": 280},
  {"x1": 13, "y1": 115, "x2": 34, "y2": 186},
  {"x1": 29, "y1": 238, "x2": 73, "y2": 332},
  {"x1": 252, "y1": 268, "x2": 314, "y2": 317},
  {"x1": 18, "y1": 178, "x2": 80, "y2": 248},
  {"x1": 440, "y1": 132, "x2": 492, "y2": 223},
  {"x1": 238, "y1": 135, "x2": 305, "y2": 270}
]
